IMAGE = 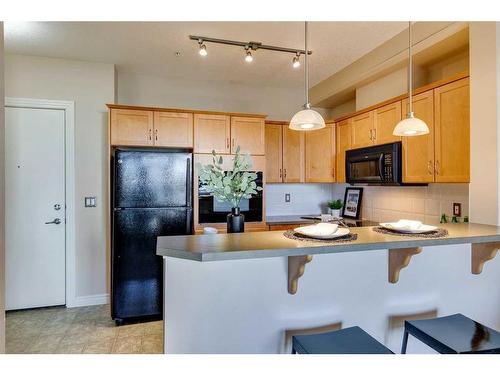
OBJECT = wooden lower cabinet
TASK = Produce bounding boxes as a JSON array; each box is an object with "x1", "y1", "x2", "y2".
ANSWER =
[
  {"x1": 110, "y1": 109, "x2": 154, "y2": 146},
  {"x1": 265, "y1": 124, "x2": 283, "y2": 183},
  {"x1": 282, "y1": 127, "x2": 305, "y2": 183},
  {"x1": 153, "y1": 112, "x2": 193, "y2": 148},
  {"x1": 305, "y1": 123, "x2": 335, "y2": 183},
  {"x1": 336, "y1": 119, "x2": 352, "y2": 183},
  {"x1": 402, "y1": 91, "x2": 435, "y2": 183},
  {"x1": 194, "y1": 113, "x2": 231, "y2": 154},
  {"x1": 374, "y1": 101, "x2": 401, "y2": 145},
  {"x1": 434, "y1": 78, "x2": 470, "y2": 182}
]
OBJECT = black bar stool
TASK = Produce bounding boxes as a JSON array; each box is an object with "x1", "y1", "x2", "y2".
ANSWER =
[
  {"x1": 292, "y1": 326, "x2": 393, "y2": 354},
  {"x1": 401, "y1": 313, "x2": 500, "y2": 354}
]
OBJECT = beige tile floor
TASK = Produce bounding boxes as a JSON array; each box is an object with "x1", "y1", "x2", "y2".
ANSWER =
[{"x1": 5, "y1": 304, "x2": 164, "y2": 354}]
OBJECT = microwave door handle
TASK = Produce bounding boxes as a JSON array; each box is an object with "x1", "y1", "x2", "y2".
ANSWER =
[{"x1": 378, "y1": 154, "x2": 385, "y2": 181}]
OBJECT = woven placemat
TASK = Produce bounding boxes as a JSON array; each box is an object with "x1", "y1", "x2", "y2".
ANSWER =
[
  {"x1": 283, "y1": 230, "x2": 358, "y2": 244},
  {"x1": 372, "y1": 226, "x2": 448, "y2": 238}
]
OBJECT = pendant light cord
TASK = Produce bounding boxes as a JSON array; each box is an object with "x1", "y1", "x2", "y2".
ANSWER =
[
  {"x1": 408, "y1": 21, "x2": 413, "y2": 116},
  {"x1": 305, "y1": 21, "x2": 310, "y2": 109}
]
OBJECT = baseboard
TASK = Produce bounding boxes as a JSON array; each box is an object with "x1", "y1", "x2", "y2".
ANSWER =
[{"x1": 68, "y1": 293, "x2": 109, "y2": 308}]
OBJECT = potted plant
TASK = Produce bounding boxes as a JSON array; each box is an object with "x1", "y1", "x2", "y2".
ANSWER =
[
  {"x1": 198, "y1": 146, "x2": 262, "y2": 233},
  {"x1": 327, "y1": 199, "x2": 343, "y2": 218}
]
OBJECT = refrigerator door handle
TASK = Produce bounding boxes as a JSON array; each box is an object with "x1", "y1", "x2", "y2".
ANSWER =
[{"x1": 186, "y1": 156, "x2": 192, "y2": 208}]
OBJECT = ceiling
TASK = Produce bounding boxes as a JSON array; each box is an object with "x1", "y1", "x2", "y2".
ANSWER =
[{"x1": 4, "y1": 21, "x2": 408, "y2": 89}]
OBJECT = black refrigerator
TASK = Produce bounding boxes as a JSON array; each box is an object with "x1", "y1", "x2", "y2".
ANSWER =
[{"x1": 111, "y1": 148, "x2": 192, "y2": 324}]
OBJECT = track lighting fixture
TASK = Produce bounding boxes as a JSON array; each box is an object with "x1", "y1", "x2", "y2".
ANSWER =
[
  {"x1": 198, "y1": 39, "x2": 207, "y2": 56},
  {"x1": 190, "y1": 35, "x2": 311, "y2": 69},
  {"x1": 245, "y1": 48, "x2": 253, "y2": 63}
]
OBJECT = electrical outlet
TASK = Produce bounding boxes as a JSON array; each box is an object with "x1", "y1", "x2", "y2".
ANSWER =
[
  {"x1": 453, "y1": 202, "x2": 461, "y2": 217},
  {"x1": 85, "y1": 196, "x2": 97, "y2": 207},
  {"x1": 285, "y1": 193, "x2": 291, "y2": 203}
]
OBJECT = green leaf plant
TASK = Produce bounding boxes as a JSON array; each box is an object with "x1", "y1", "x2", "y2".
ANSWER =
[{"x1": 197, "y1": 146, "x2": 263, "y2": 209}]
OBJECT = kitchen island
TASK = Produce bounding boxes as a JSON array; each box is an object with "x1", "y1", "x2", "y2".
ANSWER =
[{"x1": 157, "y1": 223, "x2": 500, "y2": 353}]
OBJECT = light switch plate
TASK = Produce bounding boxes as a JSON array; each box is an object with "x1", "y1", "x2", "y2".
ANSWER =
[
  {"x1": 453, "y1": 202, "x2": 461, "y2": 217},
  {"x1": 285, "y1": 193, "x2": 291, "y2": 203},
  {"x1": 85, "y1": 196, "x2": 97, "y2": 207}
]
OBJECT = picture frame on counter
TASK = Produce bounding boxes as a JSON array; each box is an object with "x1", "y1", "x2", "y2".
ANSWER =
[{"x1": 342, "y1": 187, "x2": 363, "y2": 220}]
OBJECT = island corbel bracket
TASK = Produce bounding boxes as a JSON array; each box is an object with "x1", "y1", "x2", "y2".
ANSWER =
[
  {"x1": 471, "y1": 242, "x2": 500, "y2": 274},
  {"x1": 388, "y1": 247, "x2": 422, "y2": 283},
  {"x1": 288, "y1": 255, "x2": 313, "y2": 295}
]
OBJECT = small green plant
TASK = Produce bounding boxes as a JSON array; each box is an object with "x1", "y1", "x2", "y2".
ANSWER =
[
  {"x1": 197, "y1": 146, "x2": 263, "y2": 209},
  {"x1": 327, "y1": 199, "x2": 343, "y2": 210}
]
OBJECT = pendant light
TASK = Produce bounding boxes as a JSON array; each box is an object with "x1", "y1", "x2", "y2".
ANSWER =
[
  {"x1": 393, "y1": 22, "x2": 429, "y2": 136},
  {"x1": 289, "y1": 22, "x2": 325, "y2": 131}
]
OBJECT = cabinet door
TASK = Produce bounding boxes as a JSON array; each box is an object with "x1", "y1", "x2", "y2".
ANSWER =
[
  {"x1": 282, "y1": 126, "x2": 305, "y2": 183},
  {"x1": 336, "y1": 119, "x2": 352, "y2": 183},
  {"x1": 374, "y1": 101, "x2": 402, "y2": 145},
  {"x1": 110, "y1": 109, "x2": 153, "y2": 146},
  {"x1": 434, "y1": 78, "x2": 470, "y2": 182},
  {"x1": 351, "y1": 111, "x2": 375, "y2": 149},
  {"x1": 265, "y1": 124, "x2": 283, "y2": 183},
  {"x1": 193, "y1": 114, "x2": 231, "y2": 154},
  {"x1": 402, "y1": 91, "x2": 435, "y2": 183},
  {"x1": 305, "y1": 123, "x2": 335, "y2": 182},
  {"x1": 153, "y1": 112, "x2": 193, "y2": 148},
  {"x1": 231, "y1": 116, "x2": 265, "y2": 155}
]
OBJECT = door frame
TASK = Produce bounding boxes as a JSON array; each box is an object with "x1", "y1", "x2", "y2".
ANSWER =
[{"x1": 5, "y1": 97, "x2": 76, "y2": 308}]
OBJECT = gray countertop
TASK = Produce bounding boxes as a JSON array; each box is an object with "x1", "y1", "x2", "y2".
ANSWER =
[{"x1": 157, "y1": 223, "x2": 500, "y2": 262}]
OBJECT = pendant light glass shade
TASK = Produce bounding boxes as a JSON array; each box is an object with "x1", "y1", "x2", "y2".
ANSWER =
[
  {"x1": 289, "y1": 107, "x2": 326, "y2": 130},
  {"x1": 393, "y1": 112, "x2": 429, "y2": 136},
  {"x1": 290, "y1": 21, "x2": 325, "y2": 131},
  {"x1": 393, "y1": 21, "x2": 429, "y2": 137}
]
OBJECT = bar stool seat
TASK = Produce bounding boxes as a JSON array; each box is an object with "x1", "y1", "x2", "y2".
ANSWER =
[
  {"x1": 402, "y1": 313, "x2": 500, "y2": 354},
  {"x1": 292, "y1": 326, "x2": 393, "y2": 354}
]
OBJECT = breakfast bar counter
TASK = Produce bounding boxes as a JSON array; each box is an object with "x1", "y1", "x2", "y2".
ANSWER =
[{"x1": 157, "y1": 223, "x2": 500, "y2": 354}]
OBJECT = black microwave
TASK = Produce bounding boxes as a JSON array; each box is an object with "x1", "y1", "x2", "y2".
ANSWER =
[
  {"x1": 198, "y1": 171, "x2": 263, "y2": 223},
  {"x1": 346, "y1": 142, "x2": 402, "y2": 185}
]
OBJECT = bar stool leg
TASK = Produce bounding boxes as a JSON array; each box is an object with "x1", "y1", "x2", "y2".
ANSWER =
[{"x1": 401, "y1": 330, "x2": 409, "y2": 354}]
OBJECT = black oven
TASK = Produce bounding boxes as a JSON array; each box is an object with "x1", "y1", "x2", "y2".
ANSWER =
[
  {"x1": 198, "y1": 171, "x2": 263, "y2": 223},
  {"x1": 346, "y1": 142, "x2": 402, "y2": 185}
]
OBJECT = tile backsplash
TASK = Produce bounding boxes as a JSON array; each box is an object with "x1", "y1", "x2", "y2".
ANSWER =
[{"x1": 332, "y1": 183, "x2": 469, "y2": 224}]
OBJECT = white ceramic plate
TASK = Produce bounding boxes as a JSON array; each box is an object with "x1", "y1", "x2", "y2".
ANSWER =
[
  {"x1": 379, "y1": 222, "x2": 438, "y2": 234},
  {"x1": 294, "y1": 226, "x2": 351, "y2": 240}
]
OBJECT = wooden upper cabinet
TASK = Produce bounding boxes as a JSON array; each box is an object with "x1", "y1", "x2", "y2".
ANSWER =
[
  {"x1": 110, "y1": 109, "x2": 153, "y2": 146},
  {"x1": 282, "y1": 126, "x2": 305, "y2": 183},
  {"x1": 305, "y1": 123, "x2": 335, "y2": 183},
  {"x1": 351, "y1": 111, "x2": 375, "y2": 149},
  {"x1": 336, "y1": 119, "x2": 352, "y2": 183},
  {"x1": 434, "y1": 77, "x2": 470, "y2": 182},
  {"x1": 265, "y1": 124, "x2": 283, "y2": 183},
  {"x1": 374, "y1": 101, "x2": 402, "y2": 145},
  {"x1": 193, "y1": 114, "x2": 231, "y2": 154},
  {"x1": 231, "y1": 116, "x2": 265, "y2": 155},
  {"x1": 402, "y1": 91, "x2": 435, "y2": 183},
  {"x1": 153, "y1": 112, "x2": 193, "y2": 148}
]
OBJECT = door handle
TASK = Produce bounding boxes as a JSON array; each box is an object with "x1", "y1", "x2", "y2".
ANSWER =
[
  {"x1": 155, "y1": 129, "x2": 158, "y2": 141},
  {"x1": 149, "y1": 129, "x2": 152, "y2": 141},
  {"x1": 369, "y1": 129, "x2": 373, "y2": 140},
  {"x1": 45, "y1": 218, "x2": 62, "y2": 225},
  {"x1": 435, "y1": 160, "x2": 440, "y2": 175},
  {"x1": 427, "y1": 160, "x2": 433, "y2": 175}
]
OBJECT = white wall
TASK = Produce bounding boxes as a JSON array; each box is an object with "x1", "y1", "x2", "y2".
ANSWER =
[
  {"x1": 0, "y1": 22, "x2": 6, "y2": 353},
  {"x1": 4, "y1": 55, "x2": 115, "y2": 304},
  {"x1": 469, "y1": 22, "x2": 500, "y2": 225},
  {"x1": 117, "y1": 71, "x2": 330, "y2": 121}
]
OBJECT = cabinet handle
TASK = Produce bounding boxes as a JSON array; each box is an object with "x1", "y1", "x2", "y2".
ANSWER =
[
  {"x1": 226, "y1": 138, "x2": 230, "y2": 149},
  {"x1": 283, "y1": 169, "x2": 287, "y2": 179},
  {"x1": 155, "y1": 129, "x2": 158, "y2": 141},
  {"x1": 232, "y1": 138, "x2": 235, "y2": 149},
  {"x1": 369, "y1": 129, "x2": 372, "y2": 140},
  {"x1": 279, "y1": 169, "x2": 282, "y2": 180},
  {"x1": 373, "y1": 128, "x2": 377, "y2": 141},
  {"x1": 427, "y1": 160, "x2": 433, "y2": 175},
  {"x1": 149, "y1": 129, "x2": 152, "y2": 141},
  {"x1": 435, "y1": 160, "x2": 440, "y2": 175}
]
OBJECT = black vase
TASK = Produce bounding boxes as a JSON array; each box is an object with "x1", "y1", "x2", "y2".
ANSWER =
[{"x1": 227, "y1": 207, "x2": 245, "y2": 233}]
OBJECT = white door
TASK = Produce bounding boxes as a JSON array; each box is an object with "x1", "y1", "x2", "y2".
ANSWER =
[{"x1": 6, "y1": 106, "x2": 66, "y2": 310}]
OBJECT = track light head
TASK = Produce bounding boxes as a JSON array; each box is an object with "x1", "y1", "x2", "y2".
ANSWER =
[
  {"x1": 198, "y1": 40, "x2": 207, "y2": 56},
  {"x1": 292, "y1": 53, "x2": 301, "y2": 68},
  {"x1": 245, "y1": 48, "x2": 253, "y2": 63}
]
